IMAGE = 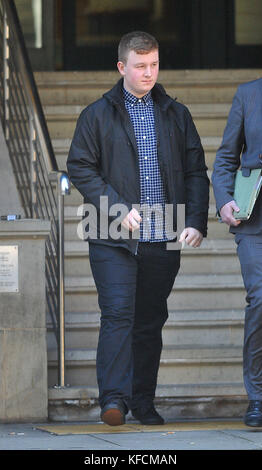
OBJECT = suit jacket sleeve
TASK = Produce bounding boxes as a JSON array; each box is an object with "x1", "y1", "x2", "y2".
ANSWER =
[{"x1": 212, "y1": 86, "x2": 245, "y2": 211}]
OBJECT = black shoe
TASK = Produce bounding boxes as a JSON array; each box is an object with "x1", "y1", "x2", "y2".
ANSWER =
[
  {"x1": 244, "y1": 400, "x2": 262, "y2": 427},
  {"x1": 132, "y1": 405, "x2": 165, "y2": 425},
  {"x1": 101, "y1": 400, "x2": 127, "y2": 426}
]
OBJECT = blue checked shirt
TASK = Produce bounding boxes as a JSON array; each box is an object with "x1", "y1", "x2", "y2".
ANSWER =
[{"x1": 123, "y1": 87, "x2": 173, "y2": 242}]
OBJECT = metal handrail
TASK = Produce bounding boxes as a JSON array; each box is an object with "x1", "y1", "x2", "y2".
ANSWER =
[
  {"x1": 0, "y1": 0, "x2": 70, "y2": 387},
  {"x1": 3, "y1": 0, "x2": 57, "y2": 172}
]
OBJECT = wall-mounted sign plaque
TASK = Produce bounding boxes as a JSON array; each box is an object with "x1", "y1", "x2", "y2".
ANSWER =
[{"x1": 0, "y1": 246, "x2": 19, "y2": 292}]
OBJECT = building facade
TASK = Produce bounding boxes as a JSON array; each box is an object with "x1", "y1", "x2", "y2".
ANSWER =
[{"x1": 15, "y1": 0, "x2": 262, "y2": 71}]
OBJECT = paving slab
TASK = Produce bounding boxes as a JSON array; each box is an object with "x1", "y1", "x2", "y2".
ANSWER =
[
  {"x1": 1, "y1": 421, "x2": 262, "y2": 470},
  {"x1": 0, "y1": 420, "x2": 262, "y2": 451}
]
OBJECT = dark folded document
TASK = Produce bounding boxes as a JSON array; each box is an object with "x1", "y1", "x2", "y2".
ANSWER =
[{"x1": 233, "y1": 168, "x2": 262, "y2": 220}]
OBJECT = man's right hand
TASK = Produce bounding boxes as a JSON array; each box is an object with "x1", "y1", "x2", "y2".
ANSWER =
[
  {"x1": 121, "y1": 208, "x2": 142, "y2": 232},
  {"x1": 220, "y1": 200, "x2": 241, "y2": 226}
]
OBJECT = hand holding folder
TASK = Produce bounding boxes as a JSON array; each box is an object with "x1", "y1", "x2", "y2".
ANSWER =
[{"x1": 233, "y1": 168, "x2": 262, "y2": 220}]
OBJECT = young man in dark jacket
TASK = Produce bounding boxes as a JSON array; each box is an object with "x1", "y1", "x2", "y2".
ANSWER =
[{"x1": 67, "y1": 31, "x2": 209, "y2": 426}]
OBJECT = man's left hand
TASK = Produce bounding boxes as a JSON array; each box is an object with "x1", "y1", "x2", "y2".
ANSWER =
[{"x1": 179, "y1": 227, "x2": 203, "y2": 248}]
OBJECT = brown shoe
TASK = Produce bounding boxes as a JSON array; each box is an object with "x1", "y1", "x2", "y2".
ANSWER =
[{"x1": 101, "y1": 401, "x2": 126, "y2": 426}]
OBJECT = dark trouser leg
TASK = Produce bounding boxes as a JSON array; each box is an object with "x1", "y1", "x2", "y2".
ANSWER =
[
  {"x1": 89, "y1": 243, "x2": 137, "y2": 409},
  {"x1": 131, "y1": 242, "x2": 180, "y2": 411},
  {"x1": 236, "y1": 234, "x2": 262, "y2": 400}
]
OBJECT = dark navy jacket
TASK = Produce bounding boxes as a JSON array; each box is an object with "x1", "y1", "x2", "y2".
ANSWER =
[{"x1": 67, "y1": 78, "x2": 209, "y2": 253}]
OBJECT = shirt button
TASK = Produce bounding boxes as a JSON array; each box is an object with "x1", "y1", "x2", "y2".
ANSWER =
[
  {"x1": 143, "y1": 136, "x2": 146, "y2": 139},
  {"x1": 144, "y1": 156, "x2": 148, "y2": 160},
  {"x1": 146, "y1": 176, "x2": 149, "y2": 180}
]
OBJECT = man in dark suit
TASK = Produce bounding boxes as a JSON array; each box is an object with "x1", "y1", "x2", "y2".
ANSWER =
[
  {"x1": 67, "y1": 31, "x2": 209, "y2": 426},
  {"x1": 212, "y1": 78, "x2": 262, "y2": 427}
]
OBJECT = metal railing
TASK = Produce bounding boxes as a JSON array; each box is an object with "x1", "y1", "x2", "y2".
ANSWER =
[{"x1": 0, "y1": 0, "x2": 70, "y2": 387}]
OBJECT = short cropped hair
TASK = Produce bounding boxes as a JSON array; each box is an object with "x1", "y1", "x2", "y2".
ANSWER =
[{"x1": 118, "y1": 31, "x2": 159, "y2": 63}]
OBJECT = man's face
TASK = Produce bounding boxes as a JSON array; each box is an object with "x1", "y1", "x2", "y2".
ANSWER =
[{"x1": 117, "y1": 49, "x2": 159, "y2": 98}]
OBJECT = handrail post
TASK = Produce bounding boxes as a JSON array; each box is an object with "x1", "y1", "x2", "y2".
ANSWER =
[
  {"x1": 57, "y1": 172, "x2": 70, "y2": 387},
  {"x1": 3, "y1": 7, "x2": 9, "y2": 141},
  {"x1": 30, "y1": 115, "x2": 37, "y2": 218}
]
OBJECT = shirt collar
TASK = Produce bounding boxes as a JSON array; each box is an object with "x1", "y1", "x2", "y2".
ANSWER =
[{"x1": 123, "y1": 87, "x2": 152, "y2": 105}]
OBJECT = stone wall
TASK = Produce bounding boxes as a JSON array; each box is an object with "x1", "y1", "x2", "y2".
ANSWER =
[{"x1": 0, "y1": 219, "x2": 50, "y2": 422}]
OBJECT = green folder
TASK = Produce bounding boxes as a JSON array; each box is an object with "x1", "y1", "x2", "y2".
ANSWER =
[{"x1": 233, "y1": 168, "x2": 262, "y2": 220}]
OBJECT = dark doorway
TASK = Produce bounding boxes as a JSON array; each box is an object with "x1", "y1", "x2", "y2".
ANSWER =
[
  {"x1": 61, "y1": 0, "x2": 262, "y2": 71},
  {"x1": 62, "y1": 0, "x2": 194, "y2": 70}
]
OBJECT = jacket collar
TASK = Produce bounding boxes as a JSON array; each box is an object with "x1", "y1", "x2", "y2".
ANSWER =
[{"x1": 103, "y1": 78, "x2": 174, "y2": 111}]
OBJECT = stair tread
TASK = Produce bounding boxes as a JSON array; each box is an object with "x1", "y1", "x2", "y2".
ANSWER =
[
  {"x1": 65, "y1": 273, "x2": 244, "y2": 290},
  {"x1": 48, "y1": 345, "x2": 243, "y2": 362},
  {"x1": 47, "y1": 309, "x2": 244, "y2": 328},
  {"x1": 35, "y1": 68, "x2": 262, "y2": 85},
  {"x1": 48, "y1": 381, "x2": 245, "y2": 400},
  {"x1": 44, "y1": 102, "x2": 231, "y2": 117}
]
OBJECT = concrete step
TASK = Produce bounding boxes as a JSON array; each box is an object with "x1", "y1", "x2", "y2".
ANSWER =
[
  {"x1": 203, "y1": 204, "x2": 234, "y2": 239},
  {"x1": 167, "y1": 273, "x2": 245, "y2": 311},
  {"x1": 64, "y1": 272, "x2": 245, "y2": 313},
  {"x1": 162, "y1": 309, "x2": 244, "y2": 346},
  {"x1": 201, "y1": 137, "x2": 221, "y2": 170},
  {"x1": 180, "y1": 238, "x2": 240, "y2": 274},
  {"x1": 44, "y1": 103, "x2": 230, "y2": 139},
  {"x1": 35, "y1": 69, "x2": 262, "y2": 106},
  {"x1": 64, "y1": 238, "x2": 240, "y2": 278},
  {"x1": 154, "y1": 382, "x2": 246, "y2": 398},
  {"x1": 48, "y1": 344, "x2": 243, "y2": 362},
  {"x1": 47, "y1": 382, "x2": 246, "y2": 422},
  {"x1": 207, "y1": 205, "x2": 234, "y2": 239},
  {"x1": 158, "y1": 356, "x2": 243, "y2": 387},
  {"x1": 47, "y1": 344, "x2": 243, "y2": 388},
  {"x1": 48, "y1": 382, "x2": 245, "y2": 402},
  {"x1": 47, "y1": 309, "x2": 244, "y2": 352}
]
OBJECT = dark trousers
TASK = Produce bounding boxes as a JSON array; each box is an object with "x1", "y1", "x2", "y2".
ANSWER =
[
  {"x1": 235, "y1": 233, "x2": 262, "y2": 400},
  {"x1": 89, "y1": 241, "x2": 180, "y2": 410}
]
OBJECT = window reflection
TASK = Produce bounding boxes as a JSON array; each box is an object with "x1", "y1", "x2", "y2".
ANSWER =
[
  {"x1": 235, "y1": 0, "x2": 262, "y2": 45},
  {"x1": 15, "y1": 0, "x2": 42, "y2": 49},
  {"x1": 75, "y1": 0, "x2": 182, "y2": 47}
]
